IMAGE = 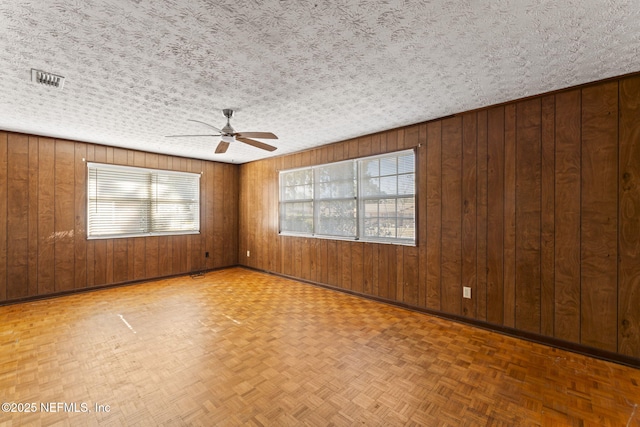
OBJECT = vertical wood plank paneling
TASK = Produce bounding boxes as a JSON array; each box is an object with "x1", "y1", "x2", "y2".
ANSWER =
[
  {"x1": 266, "y1": 159, "x2": 277, "y2": 272},
  {"x1": 301, "y1": 238, "x2": 312, "y2": 280},
  {"x1": 371, "y1": 244, "x2": 379, "y2": 297},
  {"x1": 396, "y1": 246, "x2": 404, "y2": 302},
  {"x1": 371, "y1": 134, "x2": 381, "y2": 156},
  {"x1": 441, "y1": 117, "x2": 462, "y2": 315},
  {"x1": 476, "y1": 110, "x2": 488, "y2": 321},
  {"x1": 426, "y1": 121, "x2": 442, "y2": 310},
  {"x1": 28, "y1": 137, "x2": 39, "y2": 296},
  {"x1": 0, "y1": 133, "x2": 6, "y2": 301},
  {"x1": 133, "y1": 152, "x2": 146, "y2": 279},
  {"x1": 37, "y1": 138, "x2": 55, "y2": 295},
  {"x1": 503, "y1": 104, "x2": 517, "y2": 328},
  {"x1": 326, "y1": 240, "x2": 338, "y2": 287},
  {"x1": 386, "y1": 130, "x2": 398, "y2": 153},
  {"x1": 417, "y1": 125, "x2": 428, "y2": 308},
  {"x1": 515, "y1": 99, "x2": 542, "y2": 333},
  {"x1": 7, "y1": 133, "x2": 29, "y2": 299},
  {"x1": 554, "y1": 89, "x2": 581, "y2": 342},
  {"x1": 618, "y1": 75, "x2": 640, "y2": 356},
  {"x1": 540, "y1": 95, "x2": 556, "y2": 337},
  {"x1": 54, "y1": 140, "x2": 76, "y2": 292},
  {"x1": 462, "y1": 113, "x2": 477, "y2": 318},
  {"x1": 223, "y1": 164, "x2": 234, "y2": 268},
  {"x1": 317, "y1": 238, "x2": 328, "y2": 285},
  {"x1": 351, "y1": 242, "x2": 363, "y2": 294},
  {"x1": 204, "y1": 161, "x2": 214, "y2": 270},
  {"x1": 359, "y1": 135, "x2": 372, "y2": 157},
  {"x1": 486, "y1": 107, "x2": 505, "y2": 324},
  {"x1": 403, "y1": 247, "x2": 419, "y2": 305},
  {"x1": 387, "y1": 244, "x2": 397, "y2": 301},
  {"x1": 74, "y1": 142, "x2": 87, "y2": 289},
  {"x1": 581, "y1": 82, "x2": 618, "y2": 352},
  {"x1": 340, "y1": 241, "x2": 352, "y2": 290},
  {"x1": 377, "y1": 244, "x2": 389, "y2": 299},
  {"x1": 213, "y1": 164, "x2": 224, "y2": 268},
  {"x1": 363, "y1": 243, "x2": 373, "y2": 295}
]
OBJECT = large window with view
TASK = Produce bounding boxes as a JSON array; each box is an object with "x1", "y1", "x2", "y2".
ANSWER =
[
  {"x1": 87, "y1": 163, "x2": 200, "y2": 239},
  {"x1": 279, "y1": 149, "x2": 415, "y2": 245}
]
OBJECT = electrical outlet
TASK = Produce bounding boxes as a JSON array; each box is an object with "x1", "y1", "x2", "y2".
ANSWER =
[
  {"x1": 247, "y1": 250, "x2": 250, "y2": 257},
  {"x1": 205, "y1": 251, "x2": 209, "y2": 258},
  {"x1": 463, "y1": 287, "x2": 471, "y2": 299}
]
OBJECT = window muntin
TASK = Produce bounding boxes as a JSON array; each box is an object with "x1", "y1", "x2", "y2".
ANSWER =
[
  {"x1": 87, "y1": 163, "x2": 200, "y2": 239},
  {"x1": 279, "y1": 149, "x2": 416, "y2": 245}
]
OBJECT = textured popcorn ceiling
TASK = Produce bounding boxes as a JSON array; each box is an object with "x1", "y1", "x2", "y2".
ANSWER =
[{"x1": 0, "y1": 1, "x2": 639, "y2": 164}]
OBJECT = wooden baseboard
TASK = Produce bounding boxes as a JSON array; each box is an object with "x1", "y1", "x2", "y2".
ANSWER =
[{"x1": 0, "y1": 265, "x2": 240, "y2": 307}]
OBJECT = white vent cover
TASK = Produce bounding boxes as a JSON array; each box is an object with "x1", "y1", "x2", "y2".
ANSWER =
[{"x1": 31, "y1": 69, "x2": 65, "y2": 89}]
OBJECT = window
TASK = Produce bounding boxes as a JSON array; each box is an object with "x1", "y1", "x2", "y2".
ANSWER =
[
  {"x1": 87, "y1": 163, "x2": 200, "y2": 239},
  {"x1": 279, "y1": 149, "x2": 416, "y2": 245}
]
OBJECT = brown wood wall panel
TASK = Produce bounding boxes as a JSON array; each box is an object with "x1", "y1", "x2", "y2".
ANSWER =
[
  {"x1": 54, "y1": 140, "x2": 76, "y2": 292},
  {"x1": 540, "y1": 96, "x2": 555, "y2": 337},
  {"x1": 514, "y1": 99, "x2": 542, "y2": 333},
  {"x1": 503, "y1": 105, "x2": 517, "y2": 328},
  {"x1": 476, "y1": 110, "x2": 488, "y2": 321},
  {"x1": 237, "y1": 73, "x2": 640, "y2": 360},
  {"x1": 486, "y1": 107, "x2": 505, "y2": 325},
  {"x1": 619, "y1": 75, "x2": 640, "y2": 356},
  {"x1": 417, "y1": 127, "x2": 427, "y2": 308},
  {"x1": 580, "y1": 82, "x2": 618, "y2": 352},
  {"x1": 37, "y1": 138, "x2": 55, "y2": 296},
  {"x1": 440, "y1": 117, "x2": 463, "y2": 315},
  {"x1": 554, "y1": 89, "x2": 581, "y2": 342},
  {"x1": 0, "y1": 132, "x2": 237, "y2": 303},
  {"x1": 425, "y1": 122, "x2": 442, "y2": 310},
  {"x1": 27, "y1": 138, "x2": 39, "y2": 297},
  {"x1": 0, "y1": 133, "x2": 6, "y2": 301},
  {"x1": 7, "y1": 134, "x2": 29, "y2": 300},
  {"x1": 462, "y1": 113, "x2": 477, "y2": 318},
  {"x1": 74, "y1": 143, "x2": 87, "y2": 290}
]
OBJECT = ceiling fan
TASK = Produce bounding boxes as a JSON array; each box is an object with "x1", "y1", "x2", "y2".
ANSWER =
[{"x1": 166, "y1": 109, "x2": 278, "y2": 154}]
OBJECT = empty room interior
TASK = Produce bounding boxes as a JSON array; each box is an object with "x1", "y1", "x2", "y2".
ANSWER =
[{"x1": 1, "y1": 1, "x2": 640, "y2": 425}]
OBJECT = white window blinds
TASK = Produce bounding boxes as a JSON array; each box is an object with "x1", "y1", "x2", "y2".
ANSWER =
[
  {"x1": 87, "y1": 163, "x2": 200, "y2": 239},
  {"x1": 279, "y1": 149, "x2": 416, "y2": 245}
]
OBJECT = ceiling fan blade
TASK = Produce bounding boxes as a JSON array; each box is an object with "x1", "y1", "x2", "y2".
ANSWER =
[
  {"x1": 235, "y1": 131, "x2": 278, "y2": 139},
  {"x1": 236, "y1": 137, "x2": 277, "y2": 152},
  {"x1": 215, "y1": 141, "x2": 230, "y2": 154},
  {"x1": 165, "y1": 134, "x2": 221, "y2": 138},
  {"x1": 187, "y1": 119, "x2": 223, "y2": 133}
]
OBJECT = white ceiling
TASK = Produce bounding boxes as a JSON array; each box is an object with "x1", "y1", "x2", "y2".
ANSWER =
[{"x1": 1, "y1": 1, "x2": 639, "y2": 164}]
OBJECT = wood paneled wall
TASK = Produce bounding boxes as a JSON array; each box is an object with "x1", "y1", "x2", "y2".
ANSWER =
[
  {"x1": 238, "y1": 74, "x2": 640, "y2": 360},
  {"x1": 0, "y1": 133, "x2": 239, "y2": 302}
]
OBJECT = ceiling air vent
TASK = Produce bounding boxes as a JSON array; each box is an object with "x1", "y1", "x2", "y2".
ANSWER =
[{"x1": 31, "y1": 69, "x2": 65, "y2": 89}]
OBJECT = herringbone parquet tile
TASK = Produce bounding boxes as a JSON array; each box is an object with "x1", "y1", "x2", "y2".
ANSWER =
[{"x1": 0, "y1": 267, "x2": 638, "y2": 426}]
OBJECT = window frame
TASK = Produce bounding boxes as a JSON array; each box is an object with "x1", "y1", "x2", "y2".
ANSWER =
[
  {"x1": 278, "y1": 149, "x2": 416, "y2": 246},
  {"x1": 87, "y1": 162, "x2": 201, "y2": 240}
]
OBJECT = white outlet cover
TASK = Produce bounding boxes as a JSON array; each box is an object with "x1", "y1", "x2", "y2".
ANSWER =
[{"x1": 463, "y1": 287, "x2": 472, "y2": 299}]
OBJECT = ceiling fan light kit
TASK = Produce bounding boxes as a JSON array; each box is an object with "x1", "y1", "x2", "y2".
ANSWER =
[{"x1": 166, "y1": 109, "x2": 278, "y2": 155}]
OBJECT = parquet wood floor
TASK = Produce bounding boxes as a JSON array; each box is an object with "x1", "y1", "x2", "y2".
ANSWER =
[{"x1": 0, "y1": 268, "x2": 638, "y2": 426}]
